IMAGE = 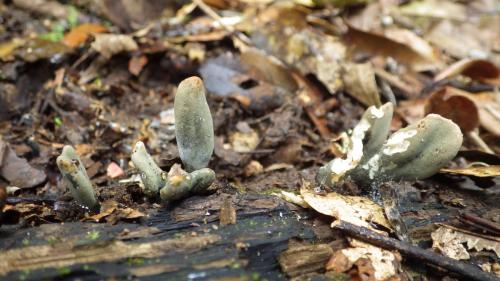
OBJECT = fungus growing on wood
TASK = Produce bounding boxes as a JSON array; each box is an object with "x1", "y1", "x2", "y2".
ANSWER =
[
  {"x1": 56, "y1": 145, "x2": 99, "y2": 211},
  {"x1": 318, "y1": 103, "x2": 463, "y2": 187}
]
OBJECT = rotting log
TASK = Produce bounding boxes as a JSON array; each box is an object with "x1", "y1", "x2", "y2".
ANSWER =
[{"x1": 0, "y1": 193, "x2": 314, "y2": 280}]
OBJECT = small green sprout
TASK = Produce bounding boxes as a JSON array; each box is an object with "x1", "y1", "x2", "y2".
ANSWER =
[{"x1": 56, "y1": 145, "x2": 99, "y2": 211}]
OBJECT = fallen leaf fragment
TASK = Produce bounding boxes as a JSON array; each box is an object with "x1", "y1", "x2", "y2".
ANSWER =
[
  {"x1": 345, "y1": 24, "x2": 439, "y2": 71},
  {"x1": 396, "y1": 0, "x2": 467, "y2": 21},
  {"x1": 327, "y1": 239, "x2": 401, "y2": 281},
  {"x1": 440, "y1": 165, "x2": 500, "y2": 177},
  {"x1": 0, "y1": 139, "x2": 46, "y2": 188},
  {"x1": 424, "y1": 86, "x2": 479, "y2": 132},
  {"x1": 432, "y1": 225, "x2": 500, "y2": 260},
  {"x1": 434, "y1": 59, "x2": 500, "y2": 86},
  {"x1": 128, "y1": 55, "x2": 148, "y2": 76},
  {"x1": 85, "y1": 200, "x2": 144, "y2": 223},
  {"x1": 0, "y1": 38, "x2": 24, "y2": 60},
  {"x1": 91, "y1": 34, "x2": 138, "y2": 59},
  {"x1": 107, "y1": 162, "x2": 125, "y2": 179},
  {"x1": 342, "y1": 62, "x2": 381, "y2": 107},
  {"x1": 63, "y1": 23, "x2": 107, "y2": 48},
  {"x1": 275, "y1": 190, "x2": 309, "y2": 208},
  {"x1": 300, "y1": 188, "x2": 391, "y2": 230},
  {"x1": 229, "y1": 130, "x2": 259, "y2": 153}
]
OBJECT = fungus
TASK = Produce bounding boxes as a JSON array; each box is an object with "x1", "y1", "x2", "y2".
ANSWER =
[
  {"x1": 56, "y1": 145, "x2": 99, "y2": 211},
  {"x1": 318, "y1": 103, "x2": 463, "y2": 188}
]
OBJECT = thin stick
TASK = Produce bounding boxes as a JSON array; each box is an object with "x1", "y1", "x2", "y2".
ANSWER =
[
  {"x1": 467, "y1": 131, "x2": 494, "y2": 154},
  {"x1": 333, "y1": 220, "x2": 497, "y2": 281},
  {"x1": 192, "y1": 0, "x2": 252, "y2": 46}
]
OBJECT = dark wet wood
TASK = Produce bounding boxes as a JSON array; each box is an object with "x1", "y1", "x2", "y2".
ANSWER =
[{"x1": 0, "y1": 193, "x2": 314, "y2": 281}]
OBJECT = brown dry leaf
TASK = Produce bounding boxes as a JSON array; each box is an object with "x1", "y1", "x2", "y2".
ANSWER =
[
  {"x1": 425, "y1": 19, "x2": 500, "y2": 63},
  {"x1": 91, "y1": 34, "x2": 138, "y2": 59},
  {"x1": 434, "y1": 88, "x2": 500, "y2": 137},
  {"x1": 244, "y1": 160, "x2": 263, "y2": 177},
  {"x1": 395, "y1": 99, "x2": 425, "y2": 125},
  {"x1": 300, "y1": 188, "x2": 391, "y2": 230},
  {"x1": 0, "y1": 38, "x2": 24, "y2": 60},
  {"x1": 470, "y1": 92, "x2": 500, "y2": 137},
  {"x1": 440, "y1": 165, "x2": 500, "y2": 177},
  {"x1": 395, "y1": 0, "x2": 467, "y2": 21},
  {"x1": 200, "y1": 53, "x2": 287, "y2": 115},
  {"x1": 424, "y1": 86, "x2": 479, "y2": 132},
  {"x1": 434, "y1": 59, "x2": 500, "y2": 86},
  {"x1": 431, "y1": 225, "x2": 500, "y2": 260},
  {"x1": 327, "y1": 237, "x2": 401, "y2": 281},
  {"x1": 86, "y1": 200, "x2": 144, "y2": 223},
  {"x1": 63, "y1": 23, "x2": 107, "y2": 48},
  {"x1": 74, "y1": 144, "x2": 94, "y2": 156},
  {"x1": 0, "y1": 139, "x2": 46, "y2": 188},
  {"x1": 98, "y1": 0, "x2": 171, "y2": 30},
  {"x1": 240, "y1": 47, "x2": 298, "y2": 93},
  {"x1": 128, "y1": 55, "x2": 148, "y2": 76},
  {"x1": 342, "y1": 62, "x2": 381, "y2": 107},
  {"x1": 244, "y1": 3, "x2": 346, "y2": 93},
  {"x1": 229, "y1": 130, "x2": 259, "y2": 153},
  {"x1": 15, "y1": 38, "x2": 71, "y2": 62},
  {"x1": 345, "y1": 24, "x2": 439, "y2": 71}
]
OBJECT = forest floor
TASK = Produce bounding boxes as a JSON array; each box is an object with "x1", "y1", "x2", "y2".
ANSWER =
[{"x1": 0, "y1": 1, "x2": 499, "y2": 280}]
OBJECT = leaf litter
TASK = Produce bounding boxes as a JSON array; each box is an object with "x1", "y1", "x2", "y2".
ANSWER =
[{"x1": 0, "y1": 0, "x2": 499, "y2": 280}]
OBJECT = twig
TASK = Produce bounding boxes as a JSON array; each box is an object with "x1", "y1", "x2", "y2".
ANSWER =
[
  {"x1": 333, "y1": 220, "x2": 498, "y2": 281},
  {"x1": 461, "y1": 213, "x2": 500, "y2": 234},
  {"x1": 467, "y1": 130, "x2": 494, "y2": 154},
  {"x1": 192, "y1": 0, "x2": 252, "y2": 46}
]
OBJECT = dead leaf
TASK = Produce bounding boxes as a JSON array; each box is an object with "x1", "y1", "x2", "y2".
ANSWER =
[
  {"x1": 300, "y1": 187, "x2": 391, "y2": 230},
  {"x1": 424, "y1": 86, "x2": 479, "y2": 132},
  {"x1": 434, "y1": 59, "x2": 500, "y2": 86},
  {"x1": 440, "y1": 165, "x2": 500, "y2": 177},
  {"x1": 63, "y1": 23, "x2": 107, "y2": 48},
  {"x1": 432, "y1": 225, "x2": 500, "y2": 260},
  {"x1": 98, "y1": 0, "x2": 171, "y2": 30},
  {"x1": 395, "y1": 0, "x2": 467, "y2": 21},
  {"x1": 200, "y1": 53, "x2": 286, "y2": 115},
  {"x1": 229, "y1": 130, "x2": 259, "y2": 153},
  {"x1": 342, "y1": 62, "x2": 381, "y2": 107},
  {"x1": 85, "y1": 200, "x2": 144, "y2": 223},
  {"x1": 91, "y1": 34, "x2": 138, "y2": 59},
  {"x1": 345, "y1": 24, "x2": 439, "y2": 71},
  {"x1": 0, "y1": 38, "x2": 24, "y2": 60},
  {"x1": 244, "y1": 3, "x2": 346, "y2": 93},
  {"x1": 128, "y1": 55, "x2": 148, "y2": 76},
  {"x1": 244, "y1": 160, "x2": 263, "y2": 177},
  {"x1": 327, "y1": 238, "x2": 401, "y2": 281},
  {"x1": 0, "y1": 139, "x2": 46, "y2": 188},
  {"x1": 15, "y1": 38, "x2": 71, "y2": 62}
]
